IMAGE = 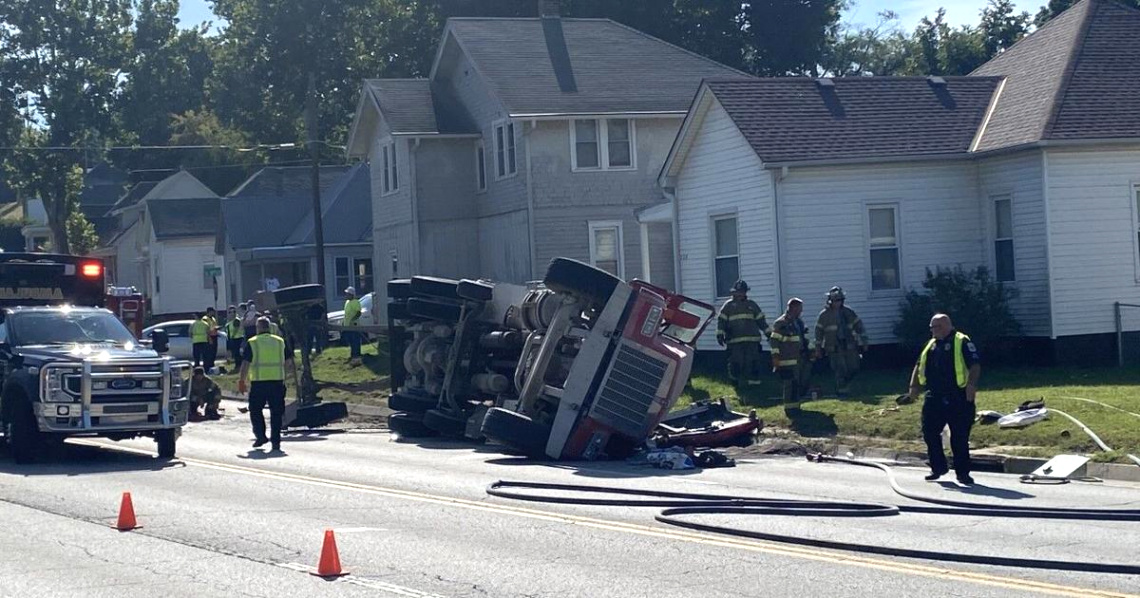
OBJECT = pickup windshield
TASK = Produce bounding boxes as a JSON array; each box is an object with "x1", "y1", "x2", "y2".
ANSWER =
[{"x1": 9, "y1": 311, "x2": 136, "y2": 346}]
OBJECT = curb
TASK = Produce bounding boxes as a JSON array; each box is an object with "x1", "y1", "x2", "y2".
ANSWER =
[{"x1": 836, "y1": 444, "x2": 1140, "y2": 483}]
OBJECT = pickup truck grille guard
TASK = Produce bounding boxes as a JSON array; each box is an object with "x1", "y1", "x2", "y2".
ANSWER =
[{"x1": 37, "y1": 358, "x2": 191, "y2": 432}]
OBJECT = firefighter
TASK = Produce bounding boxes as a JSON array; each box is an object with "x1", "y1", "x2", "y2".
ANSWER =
[
  {"x1": 343, "y1": 286, "x2": 363, "y2": 366},
  {"x1": 188, "y1": 366, "x2": 222, "y2": 421},
  {"x1": 907, "y1": 314, "x2": 981, "y2": 485},
  {"x1": 715, "y1": 280, "x2": 769, "y2": 388},
  {"x1": 225, "y1": 305, "x2": 245, "y2": 371},
  {"x1": 204, "y1": 307, "x2": 219, "y2": 372},
  {"x1": 813, "y1": 286, "x2": 867, "y2": 398},
  {"x1": 238, "y1": 317, "x2": 294, "y2": 452},
  {"x1": 190, "y1": 312, "x2": 210, "y2": 368},
  {"x1": 770, "y1": 298, "x2": 812, "y2": 414}
]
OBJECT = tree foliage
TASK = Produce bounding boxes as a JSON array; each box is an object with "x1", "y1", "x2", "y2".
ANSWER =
[
  {"x1": 893, "y1": 266, "x2": 1021, "y2": 357},
  {"x1": 1035, "y1": 0, "x2": 1140, "y2": 26}
]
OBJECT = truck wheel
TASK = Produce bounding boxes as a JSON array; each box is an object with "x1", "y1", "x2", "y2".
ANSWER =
[
  {"x1": 411, "y1": 276, "x2": 461, "y2": 300},
  {"x1": 457, "y1": 279, "x2": 494, "y2": 302},
  {"x1": 155, "y1": 429, "x2": 177, "y2": 459},
  {"x1": 407, "y1": 298, "x2": 463, "y2": 323},
  {"x1": 387, "y1": 412, "x2": 437, "y2": 438},
  {"x1": 481, "y1": 408, "x2": 551, "y2": 459},
  {"x1": 543, "y1": 258, "x2": 620, "y2": 309},
  {"x1": 388, "y1": 390, "x2": 439, "y2": 413},
  {"x1": 423, "y1": 408, "x2": 468, "y2": 437},
  {"x1": 5, "y1": 402, "x2": 42, "y2": 465},
  {"x1": 272, "y1": 284, "x2": 324, "y2": 308},
  {"x1": 387, "y1": 279, "x2": 412, "y2": 300}
]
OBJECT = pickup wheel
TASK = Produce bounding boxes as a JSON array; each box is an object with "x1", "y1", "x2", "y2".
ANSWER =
[
  {"x1": 481, "y1": 408, "x2": 551, "y2": 459},
  {"x1": 543, "y1": 258, "x2": 620, "y2": 310},
  {"x1": 155, "y1": 429, "x2": 177, "y2": 459},
  {"x1": 5, "y1": 401, "x2": 42, "y2": 465}
]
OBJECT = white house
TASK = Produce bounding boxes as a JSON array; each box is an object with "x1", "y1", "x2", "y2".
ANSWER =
[
  {"x1": 144, "y1": 196, "x2": 226, "y2": 316},
  {"x1": 660, "y1": 0, "x2": 1140, "y2": 363}
]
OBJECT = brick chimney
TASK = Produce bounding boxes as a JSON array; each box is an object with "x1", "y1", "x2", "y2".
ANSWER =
[{"x1": 539, "y1": 0, "x2": 560, "y2": 17}]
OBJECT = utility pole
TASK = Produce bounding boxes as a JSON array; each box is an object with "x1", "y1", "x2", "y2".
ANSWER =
[{"x1": 306, "y1": 72, "x2": 327, "y2": 291}]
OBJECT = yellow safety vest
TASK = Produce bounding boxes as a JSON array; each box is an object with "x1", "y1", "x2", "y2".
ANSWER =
[
  {"x1": 226, "y1": 319, "x2": 244, "y2": 340},
  {"x1": 248, "y1": 334, "x2": 286, "y2": 382},
  {"x1": 190, "y1": 318, "x2": 210, "y2": 343},
  {"x1": 917, "y1": 332, "x2": 970, "y2": 388}
]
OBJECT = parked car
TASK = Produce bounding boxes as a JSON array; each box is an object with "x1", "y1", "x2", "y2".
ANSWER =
[
  {"x1": 140, "y1": 320, "x2": 230, "y2": 361},
  {"x1": 327, "y1": 292, "x2": 375, "y2": 342}
]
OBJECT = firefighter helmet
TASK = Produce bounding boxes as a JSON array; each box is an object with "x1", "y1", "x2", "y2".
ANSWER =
[
  {"x1": 732, "y1": 280, "x2": 750, "y2": 294},
  {"x1": 826, "y1": 286, "x2": 846, "y2": 303}
]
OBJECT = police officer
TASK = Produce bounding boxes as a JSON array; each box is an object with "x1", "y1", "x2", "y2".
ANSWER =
[
  {"x1": 907, "y1": 313, "x2": 981, "y2": 485},
  {"x1": 238, "y1": 317, "x2": 294, "y2": 453},
  {"x1": 813, "y1": 286, "x2": 867, "y2": 398},
  {"x1": 204, "y1": 307, "x2": 219, "y2": 372},
  {"x1": 716, "y1": 280, "x2": 769, "y2": 388},
  {"x1": 770, "y1": 298, "x2": 813, "y2": 414},
  {"x1": 225, "y1": 305, "x2": 245, "y2": 371}
]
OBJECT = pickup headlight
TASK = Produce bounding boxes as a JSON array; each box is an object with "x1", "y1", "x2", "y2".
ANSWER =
[
  {"x1": 170, "y1": 364, "x2": 191, "y2": 398},
  {"x1": 41, "y1": 365, "x2": 80, "y2": 402}
]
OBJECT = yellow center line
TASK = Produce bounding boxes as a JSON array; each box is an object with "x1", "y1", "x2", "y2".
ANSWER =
[{"x1": 79, "y1": 441, "x2": 1138, "y2": 598}]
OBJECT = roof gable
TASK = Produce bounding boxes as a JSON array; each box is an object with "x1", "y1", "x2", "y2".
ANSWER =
[
  {"x1": 148, "y1": 197, "x2": 220, "y2": 240},
  {"x1": 444, "y1": 17, "x2": 747, "y2": 116},
  {"x1": 701, "y1": 77, "x2": 1000, "y2": 165}
]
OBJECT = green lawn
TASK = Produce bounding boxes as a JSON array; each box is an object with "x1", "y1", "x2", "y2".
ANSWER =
[
  {"x1": 682, "y1": 364, "x2": 1140, "y2": 462},
  {"x1": 214, "y1": 343, "x2": 392, "y2": 408}
]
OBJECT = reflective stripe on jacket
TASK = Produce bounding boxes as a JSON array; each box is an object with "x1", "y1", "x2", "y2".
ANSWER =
[
  {"x1": 249, "y1": 334, "x2": 286, "y2": 382},
  {"x1": 226, "y1": 319, "x2": 244, "y2": 340},
  {"x1": 716, "y1": 298, "x2": 768, "y2": 345},
  {"x1": 813, "y1": 306, "x2": 867, "y2": 352},
  {"x1": 917, "y1": 331, "x2": 970, "y2": 389},
  {"x1": 770, "y1": 314, "x2": 809, "y2": 367}
]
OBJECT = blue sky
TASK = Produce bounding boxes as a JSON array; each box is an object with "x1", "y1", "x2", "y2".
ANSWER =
[{"x1": 175, "y1": 0, "x2": 1030, "y2": 32}]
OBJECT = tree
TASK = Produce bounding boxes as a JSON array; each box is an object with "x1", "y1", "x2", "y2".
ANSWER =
[
  {"x1": 1034, "y1": 0, "x2": 1140, "y2": 26},
  {"x1": 0, "y1": 0, "x2": 134, "y2": 254},
  {"x1": 743, "y1": 0, "x2": 846, "y2": 76},
  {"x1": 980, "y1": 0, "x2": 1030, "y2": 57},
  {"x1": 893, "y1": 266, "x2": 1021, "y2": 357},
  {"x1": 821, "y1": 10, "x2": 911, "y2": 76}
]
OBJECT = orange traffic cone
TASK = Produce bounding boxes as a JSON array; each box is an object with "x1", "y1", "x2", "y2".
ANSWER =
[
  {"x1": 310, "y1": 529, "x2": 348, "y2": 578},
  {"x1": 116, "y1": 492, "x2": 138, "y2": 531}
]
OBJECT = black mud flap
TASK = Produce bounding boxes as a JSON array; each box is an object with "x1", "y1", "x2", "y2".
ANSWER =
[{"x1": 286, "y1": 402, "x2": 348, "y2": 429}]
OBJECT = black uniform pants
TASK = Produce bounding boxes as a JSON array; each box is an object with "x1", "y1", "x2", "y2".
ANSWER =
[
  {"x1": 249, "y1": 381, "x2": 286, "y2": 447},
  {"x1": 922, "y1": 390, "x2": 975, "y2": 475},
  {"x1": 205, "y1": 337, "x2": 218, "y2": 370},
  {"x1": 192, "y1": 342, "x2": 209, "y2": 367}
]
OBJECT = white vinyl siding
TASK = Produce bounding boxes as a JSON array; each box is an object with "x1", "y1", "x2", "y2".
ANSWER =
[
  {"x1": 867, "y1": 205, "x2": 901, "y2": 291},
  {"x1": 1045, "y1": 147, "x2": 1140, "y2": 337},
  {"x1": 570, "y1": 118, "x2": 636, "y2": 171},
  {"x1": 674, "y1": 99, "x2": 777, "y2": 351},
  {"x1": 993, "y1": 195, "x2": 1015, "y2": 282},
  {"x1": 712, "y1": 215, "x2": 739, "y2": 298},
  {"x1": 495, "y1": 121, "x2": 517, "y2": 179},
  {"x1": 589, "y1": 221, "x2": 624, "y2": 278}
]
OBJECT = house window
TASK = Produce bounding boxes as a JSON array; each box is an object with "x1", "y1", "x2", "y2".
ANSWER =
[
  {"x1": 335, "y1": 257, "x2": 374, "y2": 296},
  {"x1": 570, "y1": 118, "x2": 636, "y2": 171},
  {"x1": 381, "y1": 142, "x2": 398, "y2": 195},
  {"x1": 476, "y1": 141, "x2": 487, "y2": 192},
  {"x1": 868, "y1": 205, "x2": 901, "y2": 291},
  {"x1": 993, "y1": 195, "x2": 1015, "y2": 282},
  {"x1": 1133, "y1": 184, "x2": 1140, "y2": 280},
  {"x1": 495, "y1": 121, "x2": 517, "y2": 179},
  {"x1": 589, "y1": 221, "x2": 624, "y2": 278},
  {"x1": 712, "y1": 216, "x2": 739, "y2": 298}
]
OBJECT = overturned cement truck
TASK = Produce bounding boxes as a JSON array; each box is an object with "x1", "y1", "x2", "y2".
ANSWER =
[{"x1": 385, "y1": 258, "x2": 715, "y2": 460}]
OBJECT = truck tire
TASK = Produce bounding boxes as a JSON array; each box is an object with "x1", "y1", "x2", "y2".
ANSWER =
[
  {"x1": 387, "y1": 301, "x2": 410, "y2": 321},
  {"x1": 423, "y1": 408, "x2": 468, "y2": 437},
  {"x1": 388, "y1": 279, "x2": 412, "y2": 300},
  {"x1": 155, "y1": 429, "x2": 177, "y2": 459},
  {"x1": 411, "y1": 276, "x2": 461, "y2": 300},
  {"x1": 457, "y1": 279, "x2": 494, "y2": 302},
  {"x1": 272, "y1": 284, "x2": 325, "y2": 308},
  {"x1": 543, "y1": 258, "x2": 620, "y2": 308},
  {"x1": 5, "y1": 401, "x2": 41, "y2": 465},
  {"x1": 481, "y1": 408, "x2": 551, "y2": 459},
  {"x1": 388, "y1": 412, "x2": 437, "y2": 438},
  {"x1": 388, "y1": 390, "x2": 439, "y2": 413},
  {"x1": 407, "y1": 298, "x2": 463, "y2": 323}
]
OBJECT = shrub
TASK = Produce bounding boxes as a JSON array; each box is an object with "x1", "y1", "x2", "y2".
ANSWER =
[{"x1": 893, "y1": 266, "x2": 1021, "y2": 356}]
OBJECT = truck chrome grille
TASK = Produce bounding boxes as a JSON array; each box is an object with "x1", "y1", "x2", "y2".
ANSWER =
[{"x1": 590, "y1": 344, "x2": 668, "y2": 437}]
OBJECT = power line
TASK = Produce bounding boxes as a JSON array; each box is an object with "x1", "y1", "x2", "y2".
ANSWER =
[
  {"x1": 0, "y1": 140, "x2": 346, "y2": 152},
  {"x1": 127, "y1": 158, "x2": 344, "y2": 174}
]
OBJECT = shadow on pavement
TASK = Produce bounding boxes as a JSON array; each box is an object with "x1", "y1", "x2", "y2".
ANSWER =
[
  {"x1": 788, "y1": 408, "x2": 839, "y2": 437},
  {"x1": 237, "y1": 449, "x2": 288, "y2": 460},
  {"x1": 936, "y1": 481, "x2": 1036, "y2": 500},
  {"x1": 482, "y1": 456, "x2": 705, "y2": 478},
  {"x1": 0, "y1": 442, "x2": 184, "y2": 476}
]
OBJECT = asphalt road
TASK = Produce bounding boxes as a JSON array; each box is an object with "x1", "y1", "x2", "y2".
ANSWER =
[{"x1": 1, "y1": 401, "x2": 1138, "y2": 598}]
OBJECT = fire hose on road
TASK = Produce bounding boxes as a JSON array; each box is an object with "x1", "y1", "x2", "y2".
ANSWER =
[{"x1": 487, "y1": 454, "x2": 1140, "y2": 575}]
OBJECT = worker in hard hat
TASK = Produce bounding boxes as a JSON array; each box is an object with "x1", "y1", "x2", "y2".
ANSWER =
[
  {"x1": 770, "y1": 297, "x2": 813, "y2": 414},
  {"x1": 814, "y1": 286, "x2": 867, "y2": 398},
  {"x1": 716, "y1": 280, "x2": 769, "y2": 388}
]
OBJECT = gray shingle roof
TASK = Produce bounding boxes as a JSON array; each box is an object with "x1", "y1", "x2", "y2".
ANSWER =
[
  {"x1": 447, "y1": 17, "x2": 747, "y2": 116},
  {"x1": 971, "y1": 0, "x2": 1140, "y2": 150},
  {"x1": 706, "y1": 77, "x2": 1001, "y2": 164},
  {"x1": 149, "y1": 197, "x2": 220, "y2": 240},
  {"x1": 285, "y1": 164, "x2": 372, "y2": 245},
  {"x1": 108, "y1": 181, "x2": 159, "y2": 214},
  {"x1": 227, "y1": 165, "x2": 350, "y2": 199},
  {"x1": 366, "y1": 79, "x2": 439, "y2": 134}
]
